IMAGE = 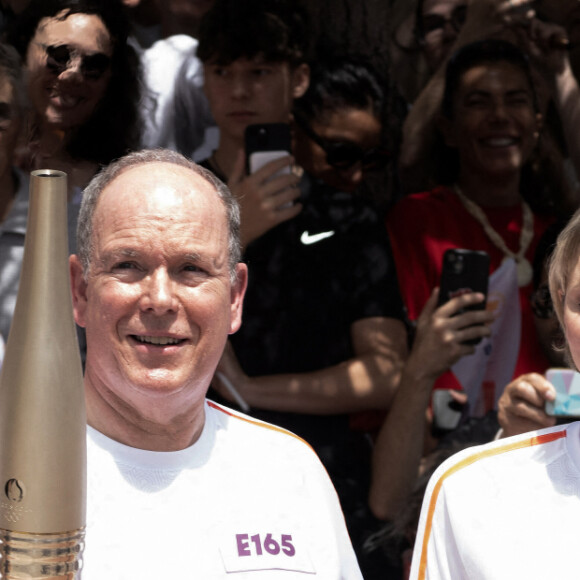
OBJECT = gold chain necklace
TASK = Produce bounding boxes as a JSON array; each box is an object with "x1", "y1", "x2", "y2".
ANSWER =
[{"x1": 453, "y1": 185, "x2": 534, "y2": 287}]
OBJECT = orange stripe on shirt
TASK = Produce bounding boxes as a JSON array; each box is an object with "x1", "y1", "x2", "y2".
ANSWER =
[
  {"x1": 207, "y1": 400, "x2": 314, "y2": 450},
  {"x1": 417, "y1": 429, "x2": 567, "y2": 580}
]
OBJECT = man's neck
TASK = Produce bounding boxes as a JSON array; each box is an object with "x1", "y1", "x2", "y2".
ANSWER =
[{"x1": 84, "y1": 375, "x2": 206, "y2": 452}]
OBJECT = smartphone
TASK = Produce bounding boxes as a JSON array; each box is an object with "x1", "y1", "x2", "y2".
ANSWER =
[
  {"x1": 245, "y1": 123, "x2": 292, "y2": 175},
  {"x1": 545, "y1": 368, "x2": 580, "y2": 417},
  {"x1": 437, "y1": 249, "x2": 490, "y2": 345}
]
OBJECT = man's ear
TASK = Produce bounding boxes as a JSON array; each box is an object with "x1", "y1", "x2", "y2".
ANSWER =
[
  {"x1": 70, "y1": 254, "x2": 88, "y2": 328},
  {"x1": 229, "y1": 263, "x2": 248, "y2": 335},
  {"x1": 292, "y1": 63, "x2": 310, "y2": 99},
  {"x1": 437, "y1": 114, "x2": 457, "y2": 148}
]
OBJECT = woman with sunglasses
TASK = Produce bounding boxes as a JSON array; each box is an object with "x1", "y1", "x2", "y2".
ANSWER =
[{"x1": 8, "y1": 0, "x2": 141, "y2": 195}]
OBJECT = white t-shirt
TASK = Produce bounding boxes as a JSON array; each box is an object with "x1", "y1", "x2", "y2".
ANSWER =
[
  {"x1": 83, "y1": 400, "x2": 362, "y2": 579},
  {"x1": 410, "y1": 421, "x2": 580, "y2": 580},
  {"x1": 139, "y1": 34, "x2": 217, "y2": 158}
]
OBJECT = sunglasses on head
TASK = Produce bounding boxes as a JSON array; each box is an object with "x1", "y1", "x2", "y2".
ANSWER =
[
  {"x1": 39, "y1": 43, "x2": 111, "y2": 80},
  {"x1": 295, "y1": 113, "x2": 391, "y2": 171},
  {"x1": 530, "y1": 284, "x2": 554, "y2": 319},
  {"x1": 421, "y1": 4, "x2": 468, "y2": 39}
]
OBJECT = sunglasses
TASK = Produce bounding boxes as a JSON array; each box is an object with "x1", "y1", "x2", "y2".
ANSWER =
[
  {"x1": 421, "y1": 5, "x2": 468, "y2": 39},
  {"x1": 295, "y1": 113, "x2": 391, "y2": 171},
  {"x1": 530, "y1": 284, "x2": 554, "y2": 319},
  {"x1": 39, "y1": 43, "x2": 111, "y2": 80}
]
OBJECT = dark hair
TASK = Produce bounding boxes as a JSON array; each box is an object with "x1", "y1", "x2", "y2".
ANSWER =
[
  {"x1": 9, "y1": 0, "x2": 142, "y2": 165},
  {"x1": 293, "y1": 55, "x2": 384, "y2": 123},
  {"x1": 197, "y1": 0, "x2": 310, "y2": 66},
  {"x1": 441, "y1": 38, "x2": 539, "y2": 120}
]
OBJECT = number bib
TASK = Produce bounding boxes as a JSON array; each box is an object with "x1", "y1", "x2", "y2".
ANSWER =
[{"x1": 219, "y1": 529, "x2": 315, "y2": 574}]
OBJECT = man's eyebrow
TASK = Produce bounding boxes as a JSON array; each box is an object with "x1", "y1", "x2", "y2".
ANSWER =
[
  {"x1": 100, "y1": 249, "x2": 209, "y2": 264},
  {"x1": 183, "y1": 252, "x2": 204, "y2": 262},
  {"x1": 97, "y1": 248, "x2": 139, "y2": 267},
  {"x1": 105, "y1": 248, "x2": 139, "y2": 259}
]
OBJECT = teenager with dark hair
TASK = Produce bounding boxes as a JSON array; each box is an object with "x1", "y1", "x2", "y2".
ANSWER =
[
  {"x1": 400, "y1": 0, "x2": 541, "y2": 194},
  {"x1": 198, "y1": 0, "x2": 309, "y2": 247},
  {"x1": 387, "y1": 38, "x2": 555, "y2": 449}
]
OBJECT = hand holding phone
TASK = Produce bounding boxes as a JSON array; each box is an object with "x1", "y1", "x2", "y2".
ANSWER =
[
  {"x1": 437, "y1": 249, "x2": 490, "y2": 345},
  {"x1": 245, "y1": 123, "x2": 292, "y2": 177},
  {"x1": 227, "y1": 124, "x2": 301, "y2": 247}
]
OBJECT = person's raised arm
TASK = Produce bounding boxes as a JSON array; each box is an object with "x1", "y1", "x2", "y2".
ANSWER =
[
  {"x1": 518, "y1": 18, "x2": 580, "y2": 208},
  {"x1": 368, "y1": 289, "x2": 493, "y2": 521},
  {"x1": 213, "y1": 316, "x2": 408, "y2": 414}
]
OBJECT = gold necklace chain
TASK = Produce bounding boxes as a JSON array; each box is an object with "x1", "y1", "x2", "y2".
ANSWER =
[{"x1": 453, "y1": 185, "x2": 534, "y2": 286}]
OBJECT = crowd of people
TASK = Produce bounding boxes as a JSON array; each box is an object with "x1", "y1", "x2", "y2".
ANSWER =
[{"x1": 1, "y1": 0, "x2": 580, "y2": 578}]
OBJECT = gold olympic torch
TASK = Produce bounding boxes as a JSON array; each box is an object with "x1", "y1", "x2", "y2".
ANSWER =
[{"x1": 0, "y1": 170, "x2": 86, "y2": 578}]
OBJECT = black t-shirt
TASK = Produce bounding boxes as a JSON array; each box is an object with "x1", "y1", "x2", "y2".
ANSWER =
[
  {"x1": 201, "y1": 163, "x2": 405, "y2": 444},
  {"x1": 233, "y1": 175, "x2": 404, "y2": 376}
]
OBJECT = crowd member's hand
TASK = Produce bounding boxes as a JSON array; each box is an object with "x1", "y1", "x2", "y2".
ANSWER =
[
  {"x1": 454, "y1": 0, "x2": 535, "y2": 48},
  {"x1": 227, "y1": 151, "x2": 302, "y2": 248},
  {"x1": 515, "y1": 18, "x2": 570, "y2": 80},
  {"x1": 497, "y1": 373, "x2": 557, "y2": 438},
  {"x1": 407, "y1": 288, "x2": 494, "y2": 381}
]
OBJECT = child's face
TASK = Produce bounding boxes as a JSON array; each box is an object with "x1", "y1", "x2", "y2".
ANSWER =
[{"x1": 203, "y1": 55, "x2": 308, "y2": 142}]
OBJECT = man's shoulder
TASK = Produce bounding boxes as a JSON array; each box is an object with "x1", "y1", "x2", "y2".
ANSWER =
[
  {"x1": 430, "y1": 424, "x2": 570, "y2": 492},
  {"x1": 411, "y1": 424, "x2": 579, "y2": 579},
  {"x1": 206, "y1": 400, "x2": 317, "y2": 456}
]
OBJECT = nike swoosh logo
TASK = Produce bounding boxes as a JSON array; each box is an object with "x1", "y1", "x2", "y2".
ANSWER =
[{"x1": 300, "y1": 230, "x2": 335, "y2": 245}]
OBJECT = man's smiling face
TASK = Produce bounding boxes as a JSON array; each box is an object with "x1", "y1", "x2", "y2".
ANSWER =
[{"x1": 71, "y1": 162, "x2": 246, "y2": 416}]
